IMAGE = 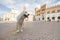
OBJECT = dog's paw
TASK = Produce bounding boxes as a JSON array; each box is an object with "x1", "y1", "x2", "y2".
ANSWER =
[
  {"x1": 16, "y1": 30, "x2": 19, "y2": 33},
  {"x1": 20, "y1": 29, "x2": 23, "y2": 32}
]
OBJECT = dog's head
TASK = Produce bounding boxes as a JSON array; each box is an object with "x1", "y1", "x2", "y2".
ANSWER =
[
  {"x1": 24, "y1": 12, "x2": 29, "y2": 18},
  {"x1": 24, "y1": 13, "x2": 29, "y2": 18}
]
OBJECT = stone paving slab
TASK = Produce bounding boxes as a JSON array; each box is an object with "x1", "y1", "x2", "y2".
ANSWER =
[{"x1": 0, "y1": 21, "x2": 60, "y2": 40}]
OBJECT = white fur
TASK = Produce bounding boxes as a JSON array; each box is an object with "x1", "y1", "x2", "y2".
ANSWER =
[{"x1": 16, "y1": 11, "x2": 28, "y2": 33}]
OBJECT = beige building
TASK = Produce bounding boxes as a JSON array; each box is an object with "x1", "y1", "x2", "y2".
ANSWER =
[
  {"x1": 3, "y1": 9, "x2": 20, "y2": 22},
  {"x1": 3, "y1": 13, "x2": 15, "y2": 22},
  {"x1": 0, "y1": 17, "x2": 3, "y2": 21},
  {"x1": 35, "y1": 4, "x2": 60, "y2": 21}
]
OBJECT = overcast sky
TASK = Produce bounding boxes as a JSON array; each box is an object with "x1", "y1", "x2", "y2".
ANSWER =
[{"x1": 0, "y1": 0, "x2": 60, "y2": 17}]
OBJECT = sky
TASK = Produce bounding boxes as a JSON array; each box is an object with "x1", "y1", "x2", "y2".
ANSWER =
[{"x1": 0, "y1": 0, "x2": 60, "y2": 17}]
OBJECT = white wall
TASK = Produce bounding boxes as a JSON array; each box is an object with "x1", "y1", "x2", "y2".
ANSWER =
[{"x1": 35, "y1": 13, "x2": 60, "y2": 21}]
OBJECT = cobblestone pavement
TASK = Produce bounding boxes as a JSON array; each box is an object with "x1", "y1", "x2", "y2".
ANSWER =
[{"x1": 0, "y1": 21, "x2": 60, "y2": 40}]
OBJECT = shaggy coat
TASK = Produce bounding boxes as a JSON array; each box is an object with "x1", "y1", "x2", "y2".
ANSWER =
[{"x1": 16, "y1": 11, "x2": 29, "y2": 32}]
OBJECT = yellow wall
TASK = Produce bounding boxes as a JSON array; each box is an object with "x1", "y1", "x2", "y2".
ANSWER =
[{"x1": 35, "y1": 5, "x2": 60, "y2": 15}]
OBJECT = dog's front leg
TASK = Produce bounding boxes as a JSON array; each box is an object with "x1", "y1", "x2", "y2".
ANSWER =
[{"x1": 16, "y1": 23, "x2": 23, "y2": 33}]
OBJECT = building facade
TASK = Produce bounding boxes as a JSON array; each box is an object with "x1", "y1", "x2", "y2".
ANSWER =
[
  {"x1": 3, "y1": 9, "x2": 20, "y2": 22},
  {"x1": 35, "y1": 4, "x2": 60, "y2": 21},
  {"x1": 3, "y1": 13, "x2": 15, "y2": 22}
]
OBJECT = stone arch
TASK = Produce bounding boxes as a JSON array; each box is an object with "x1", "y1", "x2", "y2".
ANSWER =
[
  {"x1": 58, "y1": 16, "x2": 60, "y2": 19},
  {"x1": 52, "y1": 17, "x2": 55, "y2": 20},
  {"x1": 47, "y1": 17, "x2": 51, "y2": 21}
]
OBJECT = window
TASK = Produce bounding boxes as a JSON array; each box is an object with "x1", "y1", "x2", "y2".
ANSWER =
[
  {"x1": 52, "y1": 10, "x2": 55, "y2": 13},
  {"x1": 58, "y1": 16, "x2": 60, "y2": 19},
  {"x1": 57, "y1": 10, "x2": 60, "y2": 13},
  {"x1": 42, "y1": 9, "x2": 45, "y2": 11},
  {"x1": 38, "y1": 14, "x2": 40, "y2": 15},
  {"x1": 52, "y1": 17, "x2": 55, "y2": 20},
  {"x1": 47, "y1": 17, "x2": 50, "y2": 19},
  {"x1": 42, "y1": 17, "x2": 44, "y2": 20},
  {"x1": 47, "y1": 11, "x2": 50, "y2": 14},
  {"x1": 8, "y1": 18, "x2": 9, "y2": 21},
  {"x1": 42, "y1": 13, "x2": 44, "y2": 14},
  {"x1": 47, "y1": 17, "x2": 51, "y2": 21}
]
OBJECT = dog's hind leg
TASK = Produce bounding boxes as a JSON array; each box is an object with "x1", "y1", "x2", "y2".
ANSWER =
[
  {"x1": 19, "y1": 24, "x2": 24, "y2": 32},
  {"x1": 16, "y1": 23, "x2": 24, "y2": 33},
  {"x1": 12, "y1": 23, "x2": 20, "y2": 35},
  {"x1": 16, "y1": 24, "x2": 20, "y2": 33}
]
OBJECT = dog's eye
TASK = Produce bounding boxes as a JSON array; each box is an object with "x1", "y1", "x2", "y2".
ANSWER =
[{"x1": 25, "y1": 11, "x2": 27, "y2": 13}]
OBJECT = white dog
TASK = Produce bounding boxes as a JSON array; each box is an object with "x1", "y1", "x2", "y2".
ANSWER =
[{"x1": 16, "y1": 11, "x2": 29, "y2": 33}]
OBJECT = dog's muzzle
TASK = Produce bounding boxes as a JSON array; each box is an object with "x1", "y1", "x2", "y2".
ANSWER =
[{"x1": 24, "y1": 14, "x2": 30, "y2": 18}]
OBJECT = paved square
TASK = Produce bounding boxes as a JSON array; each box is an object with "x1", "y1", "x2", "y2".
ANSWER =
[{"x1": 0, "y1": 21, "x2": 60, "y2": 40}]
